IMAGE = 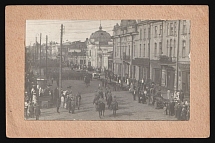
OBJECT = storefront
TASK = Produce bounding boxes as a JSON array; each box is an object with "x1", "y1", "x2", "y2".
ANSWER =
[
  {"x1": 150, "y1": 60, "x2": 161, "y2": 84},
  {"x1": 161, "y1": 65, "x2": 176, "y2": 91},
  {"x1": 131, "y1": 58, "x2": 149, "y2": 80},
  {"x1": 178, "y1": 63, "x2": 190, "y2": 95}
]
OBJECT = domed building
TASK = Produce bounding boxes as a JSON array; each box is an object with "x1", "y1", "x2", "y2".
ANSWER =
[{"x1": 86, "y1": 24, "x2": 113, "y2": 71}]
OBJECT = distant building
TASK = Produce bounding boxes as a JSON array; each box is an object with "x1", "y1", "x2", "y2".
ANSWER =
[
  {"x1": 86, "y1": 24, "x2": 113, "y2": 71},
  {"x1": 66, "y1": 40, "x2": 87, "y2": 66}
]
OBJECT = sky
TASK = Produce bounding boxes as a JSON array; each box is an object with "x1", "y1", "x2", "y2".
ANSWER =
[{"x1": 25, "y1": 20, "x2": 121, "y2": 46}]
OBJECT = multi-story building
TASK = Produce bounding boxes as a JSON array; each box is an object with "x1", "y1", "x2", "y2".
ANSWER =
[
  {"x1": 112, "y1": 20, "x2": 190, "y2": 96},
  {"x1": 86, "y1": 24, "x2": 113, "y2": 71},
  {"x1": 112, "y1": 20, "x2": 138, "y2": 78},
  {"x1": 67, "y1": 40, "x2": 87, "y2": 66}
]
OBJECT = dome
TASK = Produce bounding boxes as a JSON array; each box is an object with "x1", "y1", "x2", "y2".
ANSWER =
[{"x1": 89, "y1": 25, "x2": 112, "y2": 45}]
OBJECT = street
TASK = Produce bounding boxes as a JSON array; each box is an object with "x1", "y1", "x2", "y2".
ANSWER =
[{"x1": 27, "y1": 79, "x2": 176, "y2": 121}]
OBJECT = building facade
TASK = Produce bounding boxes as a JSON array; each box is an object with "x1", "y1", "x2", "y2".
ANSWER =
[
  {"x1": 112, "y1": 20, "x2": 190, "y2": 95},
  {"x1": 112, "y1": 20, "x2": 139, "y2": 79},
  {"x1": 86, "y1": 24, "x2": 113, "y2": 71}
]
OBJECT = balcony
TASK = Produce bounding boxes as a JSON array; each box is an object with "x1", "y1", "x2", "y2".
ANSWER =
[
  {"x1": 123, "y1": 52, "x2": 130, "y2": 61},
  {"x1": 159, "y1": 55, "x2": 176, "y2": 65}
]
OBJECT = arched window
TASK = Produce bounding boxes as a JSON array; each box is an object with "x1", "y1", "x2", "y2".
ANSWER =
[
  {"x1": 139, "y1": 44, "x2": 141, "y2": 57},
  {"x1": 182, "y1": 40, "x2": 186, "y2": 58},
  {"x1": 159, "y1": 42, "x2": 162, "y2": 55},
  {"x1": 167, "y1": 40, "x2": 169, "y2": 56},
  {"x1": 140, "y1": 29, "x2": 142, "y2": 39},
  {"x1": 154, "y1": 43, "x2": 157, "y2": 57},
  {"x1": 173, "y1": 40, "x2": 176, "y2": 57}
]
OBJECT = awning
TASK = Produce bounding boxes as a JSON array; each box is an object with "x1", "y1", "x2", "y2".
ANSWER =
[{"x1": 132, "y1": 58, "x2": 149, "y2": 67}]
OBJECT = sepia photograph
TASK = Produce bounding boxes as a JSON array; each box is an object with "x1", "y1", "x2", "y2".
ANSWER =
[{"x1": 25, "y1": 20, "x2": 190, "y2": 121}]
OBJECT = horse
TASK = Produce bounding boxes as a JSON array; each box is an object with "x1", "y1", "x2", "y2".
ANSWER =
[
  {"x1": 98, "y1": 102, "x2": 105, "y2": 118},
  {"x1": 111, "y1": 101, "x2": 118, "y2": 117}
]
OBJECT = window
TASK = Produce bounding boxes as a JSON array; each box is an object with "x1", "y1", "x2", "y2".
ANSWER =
[
  {"x1": 143, "y1": 44, "x2": 145, "y2": 57},
  {"x1": 183, "y1": 20, "x2": 186, "y2": 34},
  {"x1": 170, "y1": 23, "x2": 173, "y2": 35},
  {"x1": 154, "y1": 43, "x2": 157, "y2": 57},
  {"x1": 159, "y1": 42, "x2": 162, "y2": 55},
  {"x1": 133, "y1": 44, "x2": 135, "y2": 57},
  {"x1": 167, "y1": 23, "x2": 169, "y2": 35},
  {"x1": 140, "y1": 29, "x2": 142, "y2": 39},
  {"x1": 155, "y1": 26, "x2": 157, "y2": 37},
  {"x1": 160, "y1": 25, "x2": 163, "y2": 36},
  {"x1": 89, "y1": 50, "x2": 91, "y2": 56},
  {"x1": 117, "y1": 46, "x2": 120, "y2": 56},
  {"x1": 167, "y1": 40, "x2": 169, "y2": 55},
  {"x1": 139, "y1": 44, "x2": 141, "y2": 57},
  {"x1": 144, "y1": 29, "x2": 146, "y2": 39},
  {"x1": 174, "y1": 22, "x2": 177, "y2": 36},
  {"x1": 169, "y1": 39, "x2": 172, "y2": 57},
  {"x1": 182, "y1": 40, "x2": 186, "y2": 58},
  {"x1": 173, "y1": 40, "x2": 176, "y2": 57},
  {"x1": 148, "y1": 28, "x2": 150, "y2": 39},
  {"x1": 115, "y1": 46, "x2": 117, "y2": 57},
  {"x1": 129, "y1": 45, "x2": 130, "y2": 56},
  {"x1": 148, "y1": 43, "x2": 150, "y2": 58}
]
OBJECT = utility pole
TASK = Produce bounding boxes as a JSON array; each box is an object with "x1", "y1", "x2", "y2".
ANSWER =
[
  {"x1": 46, "y1": 35, "x2": 48, "y2": 79},
  {"x1": 35, "y1": 37, "x2": 37, "y2": 63},
  {"x1": 59, "y1": 24, "x2": 63, "y2": 98},
  {"x1": 39, "y1": 33, "x2": 42, "y2": 76},
  {"x1": 148, "y1": 22, "x2": 151, "y2": 82},
  {"x1": 176, "y1": 20, "x2": 180, "y2": 90}
]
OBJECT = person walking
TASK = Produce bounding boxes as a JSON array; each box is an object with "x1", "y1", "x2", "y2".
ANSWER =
[
  {"x1": 107, "y1": 92, "x2": 113, "y2": 109},
  {"x1": 24, "y1": 100, "x2": 28, "y2": 119},
  {"x1": 29, "y1": 102, "x2": 34, "y2": 118},
  {"x1": 167, "y1": 89, "x2": 170, "y2": 100},
  {"x1": 133, "y1": 89, "x2": 136, "y2": 101},
  {"x1": 56, "y1": 97, "x2": 61, "y2": 113},
  {"x1": 35, "y1": 103, "x2": 41, "y2": 120},
  {"x1": 179, "y1": 90, "x2": 185, "y2": 102},
  {"x1": 60, "y1": 92, "x2": 64, "y2": 109}
]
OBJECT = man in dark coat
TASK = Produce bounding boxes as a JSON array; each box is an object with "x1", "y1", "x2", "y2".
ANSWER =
[
  {"x1": 133, "y1": 89, "x2": 137, "y2": 101},
  {"x1": 168, "y1": 100, "x2": 175, "y2": 116},
  {"x1": 35, "y1": 104, "x2": 41, "y2": 120},
  {"x1": 177, "y1": 103, "x2": 183, "y2": 120},
  {"x1": 179, "y1": 90, "x2": 184, "y2": 102},
  {"x1": 56, "y1": 97, "x2": 61, "y2": 113},
  {"x1": 107, "y1": 93, "x2": 113, "y2": 109}
]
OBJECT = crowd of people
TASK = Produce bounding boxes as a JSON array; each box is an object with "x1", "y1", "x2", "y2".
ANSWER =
[{"x1": 99, "y1": 73, "x2": 190, "y2": 121}]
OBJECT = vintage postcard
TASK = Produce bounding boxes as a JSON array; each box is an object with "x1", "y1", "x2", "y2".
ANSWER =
[{"x1": 6, "y1": 5, "x2": 209, "y2": 138}]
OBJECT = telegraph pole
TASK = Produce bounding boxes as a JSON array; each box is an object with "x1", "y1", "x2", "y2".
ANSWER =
[
  {"x1": 148, "y1": 23, "x2": 151, "y2": 82},
  {"x1": 59, "y1": 24, "x2": 63, "y2": 98},
  {"x1": 35, "y1": 37, "x2": 37, "y2": 63},
  {"x1": 46, "y1": 35, "x2": 48, "y2": 78},
  {"x1": 176, "y1": 20, "x2": 180, "y2": 90},
  {"x1": 39, "y1": 33, "x2": 42, "y2": 76}
]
